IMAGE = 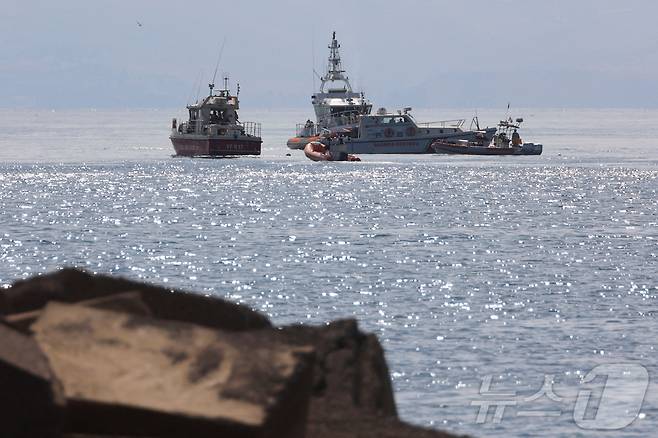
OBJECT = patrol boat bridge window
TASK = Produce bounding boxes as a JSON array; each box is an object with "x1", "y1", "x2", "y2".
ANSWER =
[{"x1": 379, "y1": 116, "x2": 409, "y2": 125}]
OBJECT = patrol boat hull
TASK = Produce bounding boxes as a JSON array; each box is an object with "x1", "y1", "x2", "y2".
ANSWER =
[{"x1": 171, "y1": 136, "x2": 261, "y2": 157}]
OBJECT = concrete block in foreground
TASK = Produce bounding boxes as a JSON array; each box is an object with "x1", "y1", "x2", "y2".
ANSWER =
[{"x1": 32, "y1": 302, "x2": 314, "y2": 438}]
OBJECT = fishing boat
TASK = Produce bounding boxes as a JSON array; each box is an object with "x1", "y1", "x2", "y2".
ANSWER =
[
  {"x1": 170, "y1": 78, "x2": 262, "y2": 157},
  {"x1": 318, "y1": 108, "x2": 496, "y2": 155},
  {"x1": 430, "y1": 117, "x2": 542, "y2": 156},
  {"x1": 287, "y1": 32, "x2": 372, "y2": 150}
]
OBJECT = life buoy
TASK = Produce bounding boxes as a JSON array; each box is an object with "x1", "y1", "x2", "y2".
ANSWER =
[
  {"x1": 405, "y1": 126, "x2": 416, "y2": 137},
  {"x1": 384, "y1": 127, "x2": 394, "y2": 138}
]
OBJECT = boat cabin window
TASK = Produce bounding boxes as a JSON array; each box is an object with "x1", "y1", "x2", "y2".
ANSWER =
[
  {"x1": 209, "y1": 109, "x2": 226, "y2": 123},
  {"x1": 329, "y1": 107, "x2": 360, "y2": 124},
  {"x1": 330, "y1": 107, "x2": 354, "y2": 116},
  {"x1": 380, "y1": 116, "x2": 407, "y2": 125}
]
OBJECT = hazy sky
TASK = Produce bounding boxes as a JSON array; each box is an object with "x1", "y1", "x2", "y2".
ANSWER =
[{"x1": 2, "y1": 0, "x2": 658, "y2": 109}]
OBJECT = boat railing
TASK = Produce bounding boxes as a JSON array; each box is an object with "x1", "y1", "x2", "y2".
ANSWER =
[
  {"x1": 416, "y1": 119, "x2": 465, "y2": 129},
  {"x1": 318, "y1": 110, "x2": 365, "y2": 128},
  {"x1": 239, "y1": 121, "x2": 261, "y2": 138},
  {"x1": 296, "y1": 123, "x2": 321, "y2": 137},
  {"x1": 294, "y1": 110, "x2": 367, "y2": 137}
]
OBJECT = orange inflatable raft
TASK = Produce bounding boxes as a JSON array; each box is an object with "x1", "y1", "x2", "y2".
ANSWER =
[
  {"x1": 287, "y1": 135, "x2": 320, "y2": 150},
  {"x1": 303, "y1": 141, "x2": 361, "y2": 162}
]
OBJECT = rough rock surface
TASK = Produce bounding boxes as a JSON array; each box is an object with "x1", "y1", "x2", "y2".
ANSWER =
[
  {"x1": 278, "y1": 319, "x2": 397, "y2": 417},
  {"x1": 277, "y1": 320, "x2": 467, "y2": 437}
]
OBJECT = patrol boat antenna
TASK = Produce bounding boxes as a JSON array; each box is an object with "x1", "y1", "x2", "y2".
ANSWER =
[
  {"x1": 321, "y1": 31, "x2": 352, "y2": 93},
  {"x1": 209, "y1": 37, "x2": 227, "y2": 96}
]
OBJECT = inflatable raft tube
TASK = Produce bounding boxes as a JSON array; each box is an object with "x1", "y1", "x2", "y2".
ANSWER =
[
  {"x1": 287, "y1": 135, "x2": 320, "y2": 150},
  {"x1": 303, "y1": 141, "x2": 361, "y2": 162},
  {"x1": 303, "y1": 141, "x2": 330, "y2": 161}
]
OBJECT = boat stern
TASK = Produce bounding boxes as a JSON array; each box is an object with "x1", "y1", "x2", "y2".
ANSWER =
[{"x1": 520, "y1": 143, "x2": 543, "y2": 155}]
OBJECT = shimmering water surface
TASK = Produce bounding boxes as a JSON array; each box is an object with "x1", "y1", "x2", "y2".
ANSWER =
[{"x1": 1, "y1": 108, "x2": 657, "y2": 437}]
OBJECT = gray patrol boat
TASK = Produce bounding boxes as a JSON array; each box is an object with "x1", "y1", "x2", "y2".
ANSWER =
[{"x1": 323, "y1": 108, "x2": 496, "y2": 155}]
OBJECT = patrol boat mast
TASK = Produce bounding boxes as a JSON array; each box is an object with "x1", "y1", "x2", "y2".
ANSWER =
[
  {"x1": 321, "y1": 32, "x2": 351, "y2": 93},
  {"x1": 311, "y1": 32, "x2": 371, "y2": 131}
]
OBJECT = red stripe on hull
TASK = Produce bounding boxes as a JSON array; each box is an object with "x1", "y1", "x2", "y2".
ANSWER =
[{"x1": 171, "y1": 138, "x2": 261, "y2": 157}]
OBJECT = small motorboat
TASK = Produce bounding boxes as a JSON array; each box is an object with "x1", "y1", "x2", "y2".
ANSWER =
[
  {"x1": 431, "y1": 140, "x2": 542, "y2": 155},
  {"x1": 431, "y1": 117, "x2": 542, "y2": 156}
]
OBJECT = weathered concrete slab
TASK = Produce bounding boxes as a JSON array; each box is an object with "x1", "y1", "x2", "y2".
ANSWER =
[
  {"x1": 32, "y1": 302, "x2": 313, "y2": 438},
  {"x1": 0, "y1": 323, "x2": 65, "y2": 438},
  {"x1": 1, "y1": 268, "x2": 271, "y2": 331}
]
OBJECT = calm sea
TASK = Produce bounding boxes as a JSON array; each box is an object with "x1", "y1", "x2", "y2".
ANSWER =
[{"x1": 1, "y1": 108, "x2": 657, "y2": 437}]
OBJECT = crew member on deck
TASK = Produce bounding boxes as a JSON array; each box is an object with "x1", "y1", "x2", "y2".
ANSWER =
[{"x1": 512, "y1": 130, "x2": 522, "y2": 146}]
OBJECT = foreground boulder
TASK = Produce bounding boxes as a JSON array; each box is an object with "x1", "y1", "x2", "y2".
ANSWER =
[{"x1": 0, "y1": 269, "x2": 464, "y2": 438}]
